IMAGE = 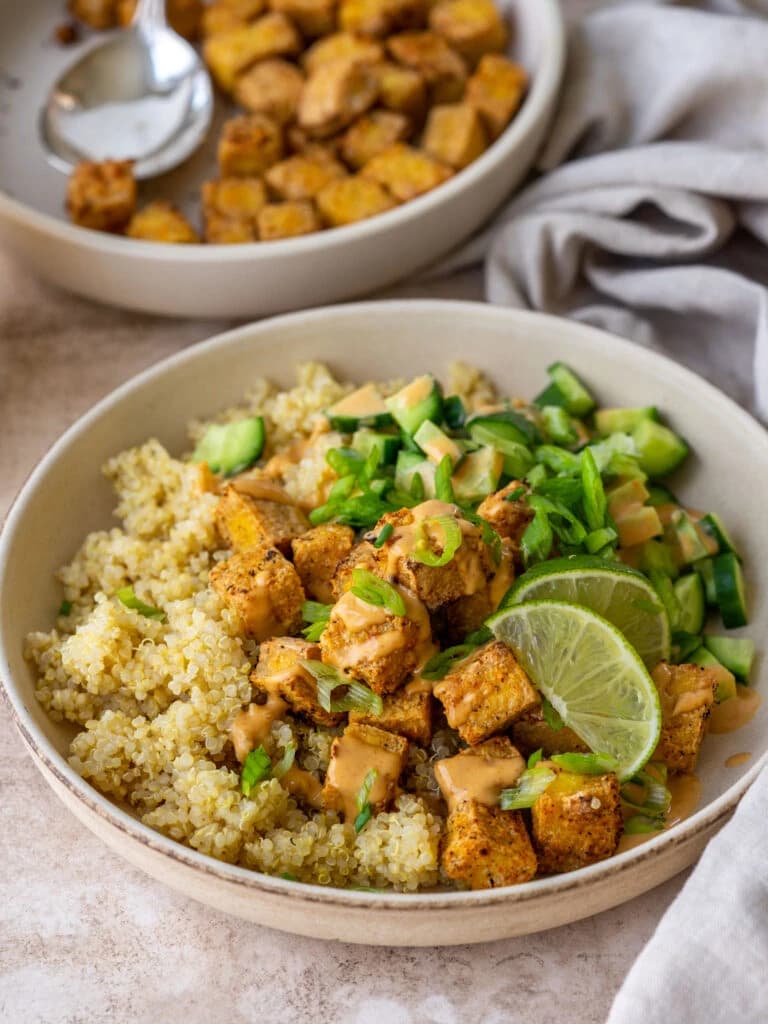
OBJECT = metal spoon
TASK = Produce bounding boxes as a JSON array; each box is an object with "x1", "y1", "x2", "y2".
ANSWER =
[{"x1": 40, "y1": 0, "x2": 213, "y2": 179}]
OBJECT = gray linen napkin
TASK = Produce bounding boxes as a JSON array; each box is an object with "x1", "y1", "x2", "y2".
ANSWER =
[{"x1": 439, "y1": 0, "x2": 768, "y2": 418}]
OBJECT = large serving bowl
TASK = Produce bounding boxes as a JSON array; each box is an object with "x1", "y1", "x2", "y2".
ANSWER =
[
  {"x1": 0, "y1": 0, "x2": 563, "y2": 318},
  {"x1": 1, "y1": 301, "x2": 765, "y2": 945}
]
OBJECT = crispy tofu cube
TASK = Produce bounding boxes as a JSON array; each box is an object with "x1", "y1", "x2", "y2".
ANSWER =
[
  {"x1": 429, "y1": 0, "x2": 507, "y2": 65},
  {"x1": 117, "y1": 0, "x2": 203, "y2": 38},
  {"x1": 126, "y1": 202, "x2": 199, "y2": 243},
  {"x1": 218, "y1": 113, "x2": 284, "y2": 176},
  {"x1": 322, "y1": 722, "x2": 409, "y2": 821},
  {"x1": 340, "y1": 109, "x2": 412, "y2": 169},
  {"x1": 511, "y1": 707, "x2": 589, "y2": 759},
  {"x1": 209, "y1": 545, "x2": 305, "y2": 640},
  {"x1": 299, "y1": 58, "x2": 380, "y2": 138},
  {"x1": 269, "y1": 0, "x2": 337, "y2": 37},
  {"x1": 437, "y1": 537, "x2": 515, "y2": 643},
  {"x1": 372, "y1": 61, "x2": 427, "y2": 120},
  {"x1": 466, "y1": 53, "x2": 527, "y2": 139},
  {"x1": 435, "y1": 736, "x2": 525, "y2": 809},
  {"x1": 339, "y1": 0, "x2": 427, "y2": 37},
  {"x1": 331, "y1": 541, "x2": 380, "y2": 599},
  {"x1": 202, "y1": 176, "x2": 267, "y2": 230},
  {"x1": 477, "y1": 480, "x2": 533, "y2": 555},
  {"x1": 291, "y1": 523, "x2": 356, "y2": 603},
  {"x1": 216, "y1": 484, "x2": 310, "y2": 553},
  {"x1": 361, "y1": 142, "x2": 452, "y2": 201},
  {"x1": 652, "y1": 662, "x2": 717, "y2": 774},
  {"x1": 316, "y1": 175, "x2": 396, "y2": 226},
  {"x1": 234, "y1": 59, "x2": 305, "y2": 123},
  {"x1": 320, "y1": 587, "x2": 433, "y2": 694},
  {"x1": 69, "y1": 0, "x2": 116, "y2": 30},
  {"x1": 204, "y1": 13, "x2": 302, "y2": 93},
  {"x1": 204, "y1": 214, "x2": 259, "y2": 243},
  {"x1": 202, "y1": 0, "x2": 266, "y2": 38},
  {"x1": 442, "y1": 801, "x2": 536, "y2": 889},
  {"x1": 257, "y1": 200, "x2": 322, "y2": 239},
  {"x1": 433, "y1": 640, "x2": 539, "y2": 744},
  {"x1": 251, "y1": 637, "x2": 343, "y2": 726},
  {"x1": 285, "y1": 127, "x2": 342, "y2": 160},
  {"x1": 423, "y1": 102, "x2": 487, "y2": 169},
  {"x1": 386, "y1": 31, "x2": 468, "y2": 103},
  {"x1": 265, "y1": 154, "x2": 347, "y2": 201},
  {"x1": 531, "y1": 770, "x2": 623, "y2": 874},
  {"x1": 66, "y1": 159, "x2": 136, "y2": 233},
  {"x1": 302, "y1": 32, "x2": 385, "y2": 75},
  {"x1": 350, "y1": 681, "x2": 433, "y2": 744}
]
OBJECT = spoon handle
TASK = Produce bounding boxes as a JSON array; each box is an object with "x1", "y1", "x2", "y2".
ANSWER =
[{"x1": 133, "y1": 0, "x2": 167, "y2": 29}]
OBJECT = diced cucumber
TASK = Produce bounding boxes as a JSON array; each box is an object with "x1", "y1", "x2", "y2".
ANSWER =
[
  {"x1": 640, "y1": 539, "x2": 679, "y2": 580},
  {"x1": 673, "y1": 573, "x2": 705, "y2": 634},
  {"x1": 192, "y1": 416, "x2": 265, "y2": 476},
  {"x1": 646, "y1": 484, "x2": 678, "y2": 508},
  {"x1": 326, "y1": 384, "x2": 393, "y2": 432},
  {"x1": 713, "y1": 552, "x2": 748, "y2": 628},
  {"x1": 442, "y1": 395, "x2": 466, "y2": 430},
  {"x1": 673, "y1": 512, "x2": 712, "y2": 565},
  {"x1": 703, "y1": 636, "x2": 755, "y2": 682},
  {"x1": 671, "y1": 630, "x2": 702, "y2": 662},
  {"x1": 694, "y1": 557, "x2": 718, "y2": 606},
  {"x1": 543, "y1": 362, "x2": 596, "y2": 416},
  {"x1": 631, "y1": 420, "x2": 689, "y2": 478},
  {"x1": 395, "y1": 450, "x2": 436, "y2": 499},
  {"x1": 533, "y1": 381, "x2": 567, "y2": 409},
  {"x1": 468, "y1": 409, "x2": 539, "y2": 448},
  {"x1": 649, "y1": 570, "x2": 681, "y2": 631},
  {"x1": 690, "y1": 646, "x2": 737, "y2": 702},
  {"x1": 700, "y1": 512, "x2": 741, "y2": 559},
  {"x1": 413, "y1": 420, "x2": 462, "y2": 466},
  {"x1": 540, "y1": 405, "x2": 578, "y2": 446},
  {"x1": 594, "y1": 406, "x2": 658, "y2": 436},
  {"x1": 352, "y1": 429, "x2": 400, "y2": 465},
  {"x1": 451, "y1": 447, "x2": 504, "y2": 503},
  {"x1": 385, "y1": 375, "x2": 443, "y2": 436}
]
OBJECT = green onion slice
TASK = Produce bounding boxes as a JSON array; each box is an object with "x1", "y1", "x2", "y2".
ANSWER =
[
  {"x1": 271, "y1": 742, "x2": 297, "y2": 780},
  {"x1": 413, "y1": 515, "x2": 463, "y2": 567},
  {"x1": 357, "y1": 768, "x2": 378, "y2": 813},
  {"x1": 521, "y1": 509, "x2": 553, "y2": 566},
  {"x1": 581, "y1": 447, "x2": 607, "y2": 532},
  {"x1": 527, "y1": 748, "x2": 543, "y2": 769},
  {"x1": 302, "y1": 601, "x2": 332, "y2": 624},
  {"x1": 435, "y1": 454, "x2": 456, "y2": 503},
  {"x1": 241, "y1": 745, "x2": 272, "y2": 797},
  {"x1": 422, "y1": 643, "x2": 478, "y2": 681},
  {"x1": 551, "y1": 752, "x2": 620, "y2": 775},
  {"x1": 541, "y1": 696, "x2": 564, "y2": 732},
  {"x1": 504, "y1": 485, "x2": 527, "y2": 503},
  {"x1": 621, "y1": 767, "x2": 671, "y2": 815},
  {"x1": 300, "y1": 661, "x2": 383, "y2": 717},
  {"x1": 354, "y1": 803, "x2": 373, "y2": 833},
  {"x1": 350, "y1": 568, "x2": 406, "y2": 617},
  {"x1": 374, "y1": 523, "x2": 394, "y2": 548},
  {"x1": 116, "y1": 586, "x2": 166, "y2": 621},
  {"x1": 499, "y1": 766, "x2": 556, "y2": 810},
  {"x1": 623, "y1": 814, "x2": 664, "y2": 835},
  {"x1": 281, "y1": 872, "x2": 299, "y2": 881},
  {"x1": 58, "y1": 599, "x2": 73, "y2": 617}
]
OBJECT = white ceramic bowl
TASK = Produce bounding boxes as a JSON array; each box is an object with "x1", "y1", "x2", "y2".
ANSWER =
[
  {"x1": 0, "y1": 0, "x2": 564, "y2": 319},
  {"x1": 1, "y1": 301, "x2": 765, "y2": 945}
]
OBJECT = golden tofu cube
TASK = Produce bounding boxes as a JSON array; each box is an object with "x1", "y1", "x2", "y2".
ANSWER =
[
  {"x1": 372, "y1": 61, "x2": 427, "y2": 120},
  {"x1": 361, "y1": 142, "x2": 452, "y2": 201},
  {"x1": 257, "y1": 200, "x2": 322, "y2": 239},
  {"x1": 298, "y1": 58, "x2": 380, "y2": 138},
  {"x1": 442, "y1": 801, "x2": 537, "y2": 889},
  {"x1": 339, "y1": 0, "x2": 427, "y2": 38},
  {"x1": 322, "y1": 723, "x2": 409, "y2": 821},
  {"x1": 320, "y1": 587, "x2": 433, "y2": 694},
  {"x1": 265, "y1": 154, "x2": 348, "y2": 201},
  {"x1": 66, "y1": 159, "x2": 136, "y2": 234},
  {"x1": 117, "y1": 0, "x2": 203, "y2": 38},
  {"x1": 331, "y1": 541, "x2": 380, "y2": 599},
  {"x1": 316, "y1": 175, "x2": 397, "y2": 227},
  {"x1": 511, "y1": 707, "x2": 589, "y2": 759},
  {"x1": 218, "y1": 113, "x2": 284, "y2": 177},
  {"x1": 435, "y1": 735, "x2": 525, "y2": 810},
  {"x1": 433, "y1": 640, "x2": 539, "y2": 744},
  {"x1": 477, "y1": 480, "x2": 532, "y2": 553},
  {"x1": 204, "y1": 215, "x2": 259, "y2": 243},
  {"x1": 652, "y1": 662, "x2": 717, "y2": 774},
  {"x1": 302, "y1": 32, "x2": 385, "y2": 75},
  {"x1": 386, "y1": 31, "x2": 468, "y2": 103},
  {"x1": 286, "y1": 126, "x2": 342, "y2": 160},
  {"x1": 437, "y1": 537, "x2": 514, "y2": 644},
  {"x1": 251, "y1": 637, "x2": 343, "y2": 726},
  {"x1": 234, "y1": 58, "x2": 305, "y2": 124},
  {"x1": 69, "y1": 0, "x2": 116, "y2": 30},
  {"x1": 466, "y1": 53, "x2": 527, "y2": 138},
  {"x1": 429, "y1": 0, "x2": 507, "y2": 65},
  {"x1": 341, "y1": 109, "x2": 412, "y2": 169},
  {"x1": 291, "y1": 523, "x2": 356, "y2": 603},
  {"x1": 126, "y1": 202, "x2": 199, "y2": 243},
  {"x1": 216, "y1": 484, "x2": 310, "y2": 553},
  {"x1": 531, "y1": 770, "x2": 623, "y2": 874},
  {"x1": 202, "y1": 176, "x2": 268, "y2": 220},
  {"x1": 423, "y1": 102, "x2": 487, "y2": 169},
  {"x1": 209, "y1": 545, "x2": 305, "y2": 641},
  {"x1": 204, "y1": 13, "x2": 302, "y2": 93},
  {"x1": 269, "y1": 0, "x2": 337, "y2": 37},
  {"x1": 350, "y1": 682, "x2": 434, "y2": 744},
  {"x1": 202, "y1": 0, "x2": 266, "y2": 38}
]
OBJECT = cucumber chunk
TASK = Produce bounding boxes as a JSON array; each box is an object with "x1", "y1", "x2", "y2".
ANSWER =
[
  {"x1": 646, "y1": 484, "x2": 678, "y2": 508},
  {"x1": 703, "y1": 636, "x2": 755, "y2": 682},
  {"x1": 395, "y1": 450, "x2": 436, "y2": 499},
  {"x1": 451, "y1": 447, "x2": 504, "y2": 504},
  {"x1": 543, "y1": 362, "x2": 596, "y2": 416},
  {"x1": 539, "y1": 405, "x2": 578, "y2": 446},
  {"x1": 673, "y1": 573, "x2": 705, "y2": 634},
  {"x1": 690, "y1": 646, "x2": 737, "y2": 702},
  {"x1": 640, "y1": 539, "x2": 679, "y2": 580},
  {"x1": 713, "y1": 553, "x2": 748, "y2": 628},
  {"x1": 442, "y1": 395, "x2": 466, "y2": 429},
  {"x1": 632, "y1": 420, "x2": 689, "y2": 477},
  {"x1": 467, "y1": 409, "x2": 539, "y2": 448},
  {"x1": 700, "y1": 512, "x2": 741, "y2": 560},
  {"x1": 192, "y1": 416, "x2": 265, "y2": 476},
  {"x1": 327, "y1": 384, "x2": 393, "y2": 432},
  {"x1": 352, "y1": 429, "x2": 400, "y2": 465},
  {"x1": 594, "y1": 406, "x2": 658, "y2": 436},
  {"x1": 694, "y1": 557, "x2": 718, "y2": 606},
  {"x1": 413, "y1": 420, "x2": 462, "y2": 466},
  {"x1": 673, "y1": 512, "x2": 712, "y2": 565},
  {"x1": 385, "y1": 375, "x2": 443, "y2": 436}
]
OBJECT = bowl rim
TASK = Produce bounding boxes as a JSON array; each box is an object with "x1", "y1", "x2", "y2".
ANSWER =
[
  {"x1": 0, "y1": 0, "x2": 564, "y2": 263},
  {"x1": 1, "y1": 298, "x2": 766, "y2": 912}
]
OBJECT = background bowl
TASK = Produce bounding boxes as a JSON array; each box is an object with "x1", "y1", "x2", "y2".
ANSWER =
[
  {"x1": 0, "y1": 0, "x2": 564, "y2": 319},
  {"x1": 1, "y1": 300, "x2": 765, "y2": 945}
]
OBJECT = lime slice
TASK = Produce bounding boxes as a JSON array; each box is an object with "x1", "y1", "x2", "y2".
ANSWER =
[
  {"x1": 501, "y1": 555, "x2": 670, "y2": 668},
  {"x1": 489, "y1": 600, "x2": 662, "y2": 780}
]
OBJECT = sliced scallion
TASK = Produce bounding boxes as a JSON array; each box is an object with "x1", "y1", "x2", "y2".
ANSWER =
[
  {"x1": 527, "y1": 748, "x2": 543, "y2": 769},
  {"x1": 350, "y1": 568, "x2": 406, "y2": 617},
  {"x1": 300, "y1": 661, "x2": 383, "y2": 716},
  {"x1": 422, "y1": 643, "x2": 477, "y2": 681},
  {"x1": 521, "y1": 509, "x2": 554, "y2": 566},
  {"x1": 374, "y1": 523, "x2": 394, "y2": 548},
  {"x1": 354, "y1": 803, "x2": 373, "y2": 833},
  {"x1": 551, "y1": 752, "x2": 619, "y2": 775},
  {"x1": 581, "y1": 447, "x2": 607, "y2": 532},
  {"x1": 499, "y1": 766, "x2": 556, "y2": 810},
  {"x1": 541, "y1": 696, "x2": 564, "y2": 731},
  {"x1": 623, "y1": 814, "x2": 664, "y2": 835},
  {"x1": 58, "y1": 599, "x2": 73, "y2": 617},
  {"x1": 357, "y1": 768, "x2": 378, "y2": 812},
  {"x1": 116, "y1": 586, "x2": 166, "y2": 622},
  {"x1": 271, "y1": 742, "x2": 297, "y2": 780},
  {"x1": 413, "y1": 515, "x2": 463, "y2": 567},
  {"x1": 435, "y1": 454, "x2": 456, "y2": 503},
  {"x1": 504, "y1": 485, "x2": 527, "y2": 503},
  {"x1": 241, "y1": 745, "x2": 272, "y2": 797}
]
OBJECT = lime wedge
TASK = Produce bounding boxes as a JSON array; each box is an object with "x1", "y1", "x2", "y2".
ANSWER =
[
  {"x1": 489, "y1": 600, "x2": 662, "y2": 780},
  {"x1": 501, "y1": 555, "x2": 670, "y2": 668}
]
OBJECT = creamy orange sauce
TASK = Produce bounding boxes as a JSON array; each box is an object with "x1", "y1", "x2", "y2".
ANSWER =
[
  {"x1": 230, "y1": 694, "x2": 288, "y2": 763},
  {"x1": 403, "y1": 675, "x2": 434, "y2": 696},
  {"x1": 237, "y1": 571, "x2": 284, "y2": 642},
  {"x1": 435, "y1": 748, "x2": 525, "y2": 813},
  {"x1": 325, "y1": 587, "x2": 434, "y2": 673},
  {"x1": 709, "y1": 684, "x2": 762, "y2": 734},
  {"x1": 666, "y1": 773, "x2": 701, "y2": 827},
  {"x1": 725, "y1": 752, "x2": 752, "y2": 768},
  {"x1": 325, "y1": 731, "x2": 403, "y2": 821},
  {"x1": 281, "y1": 764, "x2": 324, "y2": 808},
  {"x1": 231, "y1": 474, "x2": 301, "y2": 506}
]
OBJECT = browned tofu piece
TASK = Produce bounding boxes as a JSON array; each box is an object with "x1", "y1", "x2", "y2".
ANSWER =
[
  {"x1": 66, "y1": 159, "x2": 136, "y2": 233},
  {"x1": 531, "y1": 769, "x2": 623, "y2": 874},
  {"x1": 466, "y1": 53, "x2": 527, "y2": 139},
  {"x1": 320, "y1": 587, "x2": 433, "y2": 694},
  {"x1": 265, "y1": 154, "x2": 348, "y2": 201},
  {"x1": 117, "y1": 0, "x2": 203, "y2": 38},
  {"x1": 204, "y1": 216, "x2": 258, "y2": 243},
  {"x1": 423, "y1": 102, "x2": 487, "y2": 169},
  {"x1": 429, "y1": 0, "x2": 506, "y2": 65},
  {"x1": 202, "y1": 0, "x2": 266, "y2": 38},
  {"x1": 204, "y1": 13, "x2": 302, "y2": 93},
  {"x1": 298, "y1": 59, "x2": 380, "y2": 138},
  {"x1": 433, "y1": 640, "x2": 539, "y2": 744},
  {"x1": 322, "y1": 722, "x2": 409, "y2": 821},
  {"x1": 302, "y1": 32, "x2": 385, "y2": 75},
  {"x1": 285, "y1": 127, "x2": 342, "y2": 161},
  {"x1": 234, "y1": 59, "x2": 305, "y2": 123},
  {"x1": 202, "y1": 176, "x2": 267, "y2": 243},
  {"x1": 372, "y1": 61, "x2": 427, "y2": 120},
  {"x1": 291, "y1": 523, "x2": 356, "y2": 603},
  {"x1": 269, "y1": 0, "x2": 337, "y2": 37},
  {"x1": 361, "y1": 142, "x2": 452, "y2": 201},
  {"x1": 218, "y1": 113, "x2": 284, "y2": 177},
  {"x1": 341, "y1": 110, "x2": 412, "y2": 169},
  {"x1": 477, "y1": 480, "x2": 532, "y2": 554},
  {"x1": 442, "y1": 801, "x2": 536, "y2": 889},
  {"x1": 350, "y1": 681, "x2": 434, "y2": 744},
  {"x1": 251, "y1": 637, "x2": 344, "y2": 726},
  {"x1": 126, "y1": 202, "x2": 199, "y2": 243},
  {"x1": 209, "y1": 545, "x2": 305, "y2": 640},
  {"x1": 511, "y1": 707, "x2": 589, "y2": 759},
  {"x1": 69, "y1": 0, "x2": 116, "y2": 30},
  {"x1": 652, "y1": 662, "x2": 717, "y2": 774},
  {"x1": 258, "y1": 200, "x2": 322, "y2": 239},
  {"x1": 316, "y1": 175, "x2": 396, "y2": 226},
  {"x1": 386, "y1": 31, "x2": 467, "y2": 103},
  {"x1": 437, "y1": 537, "x2": 514, "y2": 643},
  {"x1": 331, "y1": 541, "x2": 380, "y2": 599},
  {"x1": 216, "y1": 484, "x2": 310, "y2": 553},
  {"x1": 339, "y1": 0, "x2": 427, "y2": 37}
]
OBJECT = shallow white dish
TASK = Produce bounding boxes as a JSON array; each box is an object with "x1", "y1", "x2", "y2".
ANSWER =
[
  {"x1": 1, "y1": 301, "x2": 765, "y2": 945},
  {"x1": 0, "y1": 0, "x2": 564, "y2": 319}
]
